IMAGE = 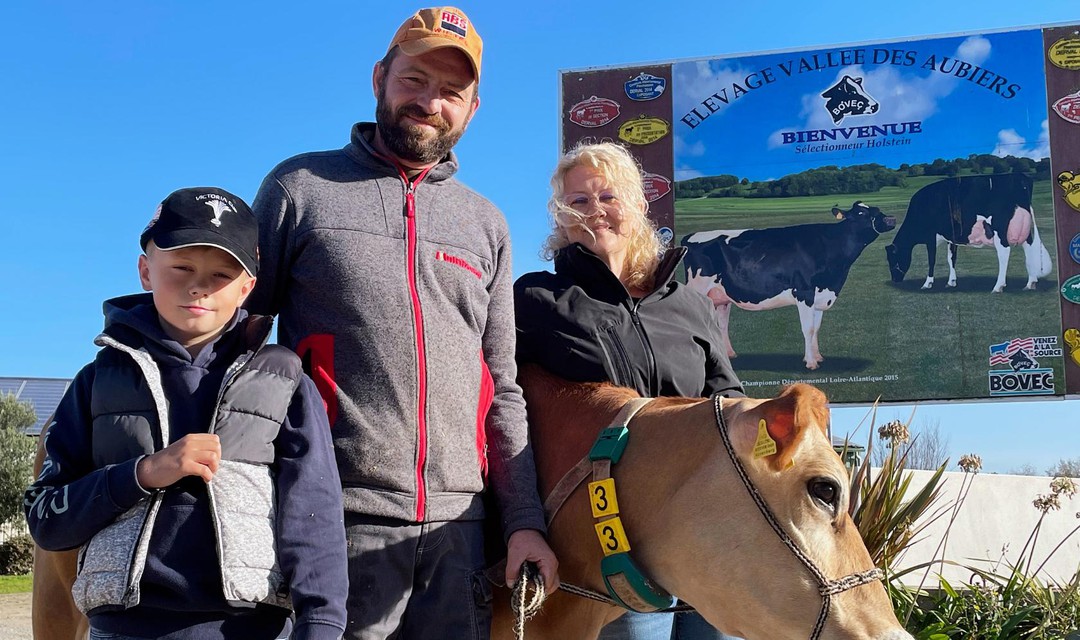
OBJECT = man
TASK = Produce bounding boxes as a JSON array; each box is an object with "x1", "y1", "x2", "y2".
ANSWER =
[{"x1": 247, "y1": 7, "x2": 557, "y2": 640}]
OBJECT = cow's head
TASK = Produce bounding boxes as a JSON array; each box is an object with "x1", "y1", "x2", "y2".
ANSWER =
[
  {"x1": 885, "y1": 244, "x2": 908, "y2": 282},
  {"x1": 831, "y1": 201, "x2": 895, "y2": 237},
  {"x1": 820, "y1": 76, "x2": 879, "y2": 124}
]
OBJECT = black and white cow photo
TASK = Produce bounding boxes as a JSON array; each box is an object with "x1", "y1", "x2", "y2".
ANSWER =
[
  {"x1": 682, "y1": 202, "x2": 895, "y2": 370},
  {"x1": 884, "y1": 173, "x2": 1053, "y2": 292}
]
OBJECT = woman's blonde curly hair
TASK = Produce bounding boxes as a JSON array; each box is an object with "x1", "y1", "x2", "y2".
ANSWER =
[{"x1": 542, "y1": 142, "x2": 662, "y2": 291}]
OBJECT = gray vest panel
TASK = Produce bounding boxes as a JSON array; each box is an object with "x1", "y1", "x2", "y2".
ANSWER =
[{"x1": 73, "y1": 336, "x2": 303, "y2": 614}]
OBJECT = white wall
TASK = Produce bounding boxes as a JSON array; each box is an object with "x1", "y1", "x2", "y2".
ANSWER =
[{"x1": 888, "y1": 469, "x2": 1080, "y2": 588}]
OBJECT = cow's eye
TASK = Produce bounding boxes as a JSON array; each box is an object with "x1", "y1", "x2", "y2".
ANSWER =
[{"x1": 808, "y1": 477, "x2": 840, "y2": 514}]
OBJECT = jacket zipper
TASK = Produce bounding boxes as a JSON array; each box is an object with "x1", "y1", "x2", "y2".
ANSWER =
[
  {"x1": 630, "y1": 303, "x2": 659, "y2": 397},
  {"x1": 208, "y1": 355, "x2": 252, "y2": 434},
  {"x1": 401, "y1": 166, "x2": 434, "y2": 521},
  {"x1": 205, "y1": 353, "x2": 254, "y2": 599},
  {"x1": 606, "y1": 328, "x2": 635, "y2": 388}
]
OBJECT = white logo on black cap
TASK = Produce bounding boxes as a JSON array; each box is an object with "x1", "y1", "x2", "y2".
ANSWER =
[{"x1": 205, "y1": 199, "x2": 235, "y2": 227}]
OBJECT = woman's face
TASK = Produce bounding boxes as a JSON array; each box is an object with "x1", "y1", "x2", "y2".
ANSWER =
[{"x1": 561, "y1": 164, "x2": 632, "y2": 268}]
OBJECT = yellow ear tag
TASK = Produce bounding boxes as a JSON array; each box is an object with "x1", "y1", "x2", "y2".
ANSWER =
[{"x1": 753, "y1": 419, "x2": 777, "y2": 458}]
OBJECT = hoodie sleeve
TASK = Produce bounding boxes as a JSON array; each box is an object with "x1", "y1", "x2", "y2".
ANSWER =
[
  {"x1": 274, "y1": 375, "x2": 347, "y2": 640},
  {"x1": 247, "y1": 170, "x2": 295, "y2": 317},
  {"x1": 483, "y1": 232, "x2": 547, "y2": 541},
  {"x1": 24, "y1": 363, "x2": 152, "y2": 551}
]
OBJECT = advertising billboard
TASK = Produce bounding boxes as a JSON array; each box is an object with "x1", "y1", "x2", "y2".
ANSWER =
[{"x1": 560, "y1": 24, "x2": 1080, "y2": 404}]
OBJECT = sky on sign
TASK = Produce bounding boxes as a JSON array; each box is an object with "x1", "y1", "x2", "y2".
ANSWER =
[
  {"x1": 1, "y1": 1, "x2": 1077, "y2": 474},
  {"x1": 673, "y1": 29, "x2": 1049, "y2": 180}
]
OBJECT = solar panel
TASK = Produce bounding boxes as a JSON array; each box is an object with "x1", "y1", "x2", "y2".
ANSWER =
[
  {"x1": 0, "y1": 377, "x2": 71, "y2": 435},
  {"x1": 0, "y1": 380, "x2": 25, "y2": 396}
]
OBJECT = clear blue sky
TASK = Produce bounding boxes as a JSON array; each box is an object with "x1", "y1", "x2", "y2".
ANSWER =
[{"x1": 1, "y1": 1, "x2": 1077, "y2": 474}]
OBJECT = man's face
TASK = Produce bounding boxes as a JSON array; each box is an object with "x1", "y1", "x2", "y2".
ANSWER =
[{"x1": 373, "y1": 47, "x2": 479, "y2": 169}]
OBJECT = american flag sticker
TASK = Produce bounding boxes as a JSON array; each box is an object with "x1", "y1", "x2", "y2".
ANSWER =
[
  {"x1": 440, "y1": 11, "x2": 468, "y2": 38},
  {"x1": 988, "y1": 337, "x2": 1035, "y2": 365},
  {"x1": 988, "y1": 336, "x2": 1061, "y2": 366}
]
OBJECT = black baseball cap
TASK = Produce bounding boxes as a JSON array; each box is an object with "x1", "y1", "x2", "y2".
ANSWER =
[{"x1": 140, "y1": 187, "x2": 259, "y2": 277}]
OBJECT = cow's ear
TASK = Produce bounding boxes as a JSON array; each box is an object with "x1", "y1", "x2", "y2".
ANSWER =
[
  {"x1": 832, "y1": 207, "x2": 845, "y2": 220},
  {"x1": 754, "y1": 383, "x2": 829, "y2": 472}
]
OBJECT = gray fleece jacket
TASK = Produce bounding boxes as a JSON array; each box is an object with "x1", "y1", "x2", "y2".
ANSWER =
[{"x1": 248, "y1": 123, "x2": 545, "y2": 538}]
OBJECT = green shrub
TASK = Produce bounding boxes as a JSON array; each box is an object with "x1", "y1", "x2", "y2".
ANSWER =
[
  {"x1": 845, "y1": 405, "x2": 1080, "y2": 639},
  {"x1": 896, "y1": 477, "x2": 1080, "y2": 639},
  {"x1": 0, "y1": 534, "x2": 35, "y2": 575}
]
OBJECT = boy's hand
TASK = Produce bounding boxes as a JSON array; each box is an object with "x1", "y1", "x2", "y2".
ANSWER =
[
  {"x1": 136, "y1": 434, "x2": 221, "y2": 488},
  {"x1": 505, "y1": 529, "x2": 559, "y2": 593}
]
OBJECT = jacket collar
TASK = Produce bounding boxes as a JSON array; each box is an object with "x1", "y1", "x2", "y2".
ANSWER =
[
  {"x1": 553, "y1": 243, "x2": 688, "y2": 304},
  {"x1": 344, "y1": 122, "x2": 460, "y2": 184}
]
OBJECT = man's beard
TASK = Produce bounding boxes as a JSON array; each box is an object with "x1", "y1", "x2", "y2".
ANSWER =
[{"x1": 375, "y1": 85, "x2": 466, "y2": 165}]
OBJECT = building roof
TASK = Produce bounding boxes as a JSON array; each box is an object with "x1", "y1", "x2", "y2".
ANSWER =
[{"x1": 0, "y1": 377, "x2": 71, "y2": 435}]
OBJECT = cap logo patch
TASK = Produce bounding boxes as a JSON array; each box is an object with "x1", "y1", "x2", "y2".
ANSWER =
[
  {"x1": 198, "y1": 193, "x2": 236, "y2": 227},
  {"x1": 142, "y1": 203, "x2": 163, "y2": 235},
  {"x1": 440, "y1": 11, "x2": 468, "y2": 38}
]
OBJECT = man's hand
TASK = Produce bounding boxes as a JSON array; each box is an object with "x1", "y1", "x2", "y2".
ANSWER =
[
  {"x1": 136, "y1": 433, "x2": 221, "y2": 488},
  {"x1": 505, "y1": 528, "x2": 559, "y2": 593}
]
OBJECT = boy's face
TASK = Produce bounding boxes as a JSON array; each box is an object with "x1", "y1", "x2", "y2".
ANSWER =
[{"x1": 138, "y1": 242, "x2": 256, "y2": 353}]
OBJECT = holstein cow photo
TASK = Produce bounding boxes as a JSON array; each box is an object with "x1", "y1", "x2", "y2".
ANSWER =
[
  {"x1": 681, "y1": 202, "x2": 895, "y2": 370},
  {"x1": 884, "y1": 173, "x2": 1053, "y2": 292}
]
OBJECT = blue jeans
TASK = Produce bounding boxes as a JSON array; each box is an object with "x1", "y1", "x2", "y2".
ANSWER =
[
  {"x1": 90, "y1": 631, "x2": 138, "y2": 640},
  {"x1": 673, "y1": 611, "x2": 741, "y2": 640},
  {"x1": 89, "y1": 619, "x2": 292, "y2": 640},
  {"x1": 598, "y1": 609, "x2": 743, "y2": 640}
]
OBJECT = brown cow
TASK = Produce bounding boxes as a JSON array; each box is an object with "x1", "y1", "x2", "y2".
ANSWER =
[
  {"x1": 491, "y1": 367, "x2": 912, "y2": 640},
  {"x1": 31, "y1": 416, "x2": 88, "y2": 640}
]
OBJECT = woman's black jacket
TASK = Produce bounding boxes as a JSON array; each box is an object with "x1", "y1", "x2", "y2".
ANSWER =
[{"x1": 514, "y1": 243, "x2": 744, "y2": 398}]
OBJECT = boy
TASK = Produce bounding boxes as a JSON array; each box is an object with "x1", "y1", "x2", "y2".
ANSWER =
[{"x1": 24, "y1": 187, "x2": 348, "y2": 640}]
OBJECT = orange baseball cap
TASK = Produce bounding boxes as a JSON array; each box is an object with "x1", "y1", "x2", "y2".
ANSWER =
[{"x1": 386, "y1": 7, "x2": 483, "y2": 81}]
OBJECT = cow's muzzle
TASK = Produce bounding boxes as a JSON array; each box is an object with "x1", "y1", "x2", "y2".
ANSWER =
[
  {"x1": 874, "y1": 216, "x2": 897, "y2": 234},
  {"x1": 885, "y1": 244, "x2": 906, "y2": 282}
]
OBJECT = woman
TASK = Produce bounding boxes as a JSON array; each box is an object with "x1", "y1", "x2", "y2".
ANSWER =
[{"x1": 514, "y1": 142, "x2": 744, "y2": 640}]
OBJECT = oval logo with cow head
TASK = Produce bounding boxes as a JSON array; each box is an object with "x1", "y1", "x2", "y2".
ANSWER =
[
  {"x1": 1052, "y1": 90, "x2": 1080, "y2": 124},
  {"x1": 657, "y1": 226, "x2": 674, "y2": 246},
  {"x1": 624, "y1": 72, "x2": 666, "y2": 101},
  {"x1": 642, "y1": 172, "x2": 672, "y2": 202},
  {"x1": 568, "y1": 96, "x2": 621, "y2": 128},
  {"x1": 1048, "y1": 37, "x2": 1080, "y2": 71},
  {"x1": 617, "y1": 116, "x2": 670, "y2": 145},
  {"x1": 1063, "y1": 274, "x2": 1080, "y2": 305}
]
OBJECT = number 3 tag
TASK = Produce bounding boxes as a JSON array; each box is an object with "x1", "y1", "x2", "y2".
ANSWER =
[
  {"x1": 588, "y1": 478, "x2": 620, "y2": 518},
  {"x1": 593, "y1": 516, "x2": 632, "y2": 556}
]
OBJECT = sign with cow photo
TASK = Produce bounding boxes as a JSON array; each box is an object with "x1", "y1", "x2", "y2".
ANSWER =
[{"x1": 561, "y1": 23, "x2": 1080, "y2": 403}]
